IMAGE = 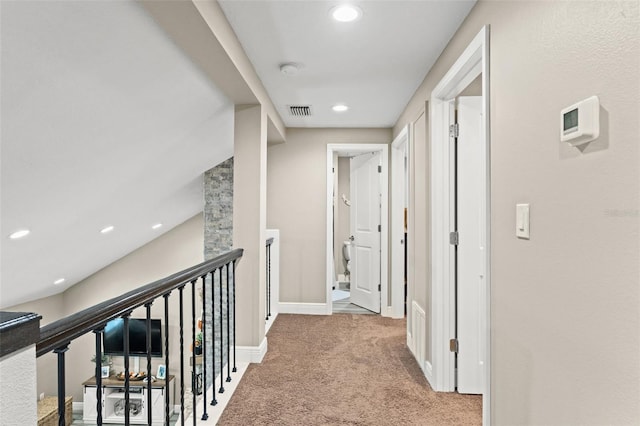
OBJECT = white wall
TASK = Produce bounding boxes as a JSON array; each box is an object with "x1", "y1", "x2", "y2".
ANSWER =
[
  {"x1": 0, "y1": 347, "x2": 38, "y2": 425},
  {"x1": 267, "y1": 128, "x2": 392, "y2": 304},
  {"x1": 395, "y1": 1, "x2": 639, "y2": 423}
]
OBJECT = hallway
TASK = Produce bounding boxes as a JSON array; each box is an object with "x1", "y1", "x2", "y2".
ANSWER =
[{"x1": 219, "y1": 314, "x2": 481, "y2": 425}]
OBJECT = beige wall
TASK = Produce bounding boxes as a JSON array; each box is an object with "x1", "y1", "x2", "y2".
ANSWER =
[
  {"x1": 232, "y1": 105, "x2": 267, "y2": 346},
  {"x1": 9, "y1": 214, "x2": 205, "y2": 403},
  {"x1": 395, "y1": 1, "x2": 639, "y2": 424},
  {"x1": 267, "y1": 128, "x2": 392, "y2": 304}
]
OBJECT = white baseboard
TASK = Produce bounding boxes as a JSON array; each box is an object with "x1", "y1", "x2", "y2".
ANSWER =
[
  {"x1": 424, "y1": 360, "x2": 434, "y2": 388},
  {"x1": 265, "y1": 312, "x2": 278, "y2": 334},
  {"x1": 236, "y1": 337, "x2": 267, "y2": 363},
  {"x1": 73, "y1": 401, "x2": 83, "y2": 412},
  {"x1": 182, "y1": 361, "x2": 250, "y2": 426},
  {"x1": 278, "y1": 302, "x2": 328, "y2": 315}
]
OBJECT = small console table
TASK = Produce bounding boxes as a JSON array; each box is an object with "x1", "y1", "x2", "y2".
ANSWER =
[{"x1": 82, "y1": 375, "x2": 174, "y2": 425}]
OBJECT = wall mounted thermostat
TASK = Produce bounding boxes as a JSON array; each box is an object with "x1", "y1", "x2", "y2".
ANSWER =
[{"x1": 560, "y1": 95, "x2": 600, "y2": 146}]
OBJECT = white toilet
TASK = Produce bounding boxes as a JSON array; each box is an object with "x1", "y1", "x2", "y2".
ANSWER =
[{"x1": 342, "y1": 240, "x2": 352, "y2": 282}]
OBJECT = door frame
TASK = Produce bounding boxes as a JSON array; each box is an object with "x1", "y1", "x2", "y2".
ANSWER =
[
  {"x1": 429, "y1": 25, "x2": 491, "y2": 424},
  {"x1": 326, "y1": 144, "x2": 389, "y2": 316},
  {"x1": 390, "y1": 126, "x2": 410, "y2": 319}
]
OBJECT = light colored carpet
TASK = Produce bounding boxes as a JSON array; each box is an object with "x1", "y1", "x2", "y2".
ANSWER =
[{"x1": 218, "y1": 314, "x2": 481, "y2": 425}]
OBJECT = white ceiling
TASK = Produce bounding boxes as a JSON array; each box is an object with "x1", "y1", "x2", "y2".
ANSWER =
[
  {"x1": 218, "y1": 0, "x2": 476, "y2": 128},
  {"x1": 1, "y1": 0, "x2": 476, "y2": 308},
  {"x1": 0, "y1": 0, "x2": 234, "y2": 308}
]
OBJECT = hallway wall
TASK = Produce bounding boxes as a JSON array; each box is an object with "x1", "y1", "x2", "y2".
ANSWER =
[
  {"x1": 267, "y1": 128, "x2": 392, "y2": 304},
  {"x1": 395, "y1": 1, "x2": 639, "y2": 424}
]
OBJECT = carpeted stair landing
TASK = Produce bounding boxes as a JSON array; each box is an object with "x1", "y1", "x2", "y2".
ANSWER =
[{"x1": 219, "y1": 314, "x2": 481, "y2": 425}]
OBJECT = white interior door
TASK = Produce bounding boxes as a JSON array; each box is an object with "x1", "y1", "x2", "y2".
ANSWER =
[
  {"x1": 350, "y1": 152, "x2": 381, "y2": 313},
  {"x1": 456, "y1": 96, "x2": 485, "y2": 394}
]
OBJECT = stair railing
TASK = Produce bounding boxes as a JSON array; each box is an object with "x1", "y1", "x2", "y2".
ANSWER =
[{"x1": 36, "y1": 248, "x2": 243, "y2": 426}]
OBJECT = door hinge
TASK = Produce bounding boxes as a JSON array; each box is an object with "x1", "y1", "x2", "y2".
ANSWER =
[
  {"x1": 332, "y1": 167, "x2": 335, "y2": 173},
  {"x1": 378, "y1": 165, "x2": 382, "y2": 173},
  {"x1": 449, "y1": 231, "x2": 459, "y2": 245},
  {"x1": 378, "y1": 284, "x2": 381, "y2": 292},
  {"x1": 450, "y1": 338, "x2": 459, "y2": 353},
  {"x1": 378, "y1": 224, "x2": 381, "y2": 232},
  {"x1": 449, "y1": 123, "x2": 459, "y2": 138}
]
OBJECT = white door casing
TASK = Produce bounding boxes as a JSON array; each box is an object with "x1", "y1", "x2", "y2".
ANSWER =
[
  {"x1": 429, "y1": 25, "x2": 490, "y2": 425},
  {"x1": 456, "y1": 96, "x2": 485, "y2": 394},
  {"x1": 349, "y1": 152, "x2": 381, "y2": 313},
  {"x1": 325, "y1": 144, "x2": 388, "y2": 316},
  {"x1": 391, "y1": 126, "x2": 410, "y2": 320}
]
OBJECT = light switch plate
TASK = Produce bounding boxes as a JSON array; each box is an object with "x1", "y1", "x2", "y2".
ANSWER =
[{"x1": 516, "y1": 204, "x2": 530, "y2": 239}]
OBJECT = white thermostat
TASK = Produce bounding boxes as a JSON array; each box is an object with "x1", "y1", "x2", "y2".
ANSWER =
[{"x1": 560, "y1": 95, "x2": 600, "y2": 146}]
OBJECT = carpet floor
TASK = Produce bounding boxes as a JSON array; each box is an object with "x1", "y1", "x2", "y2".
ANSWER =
[{"x1": 218, "y1": 314, "x2": 481, "y2": 425}]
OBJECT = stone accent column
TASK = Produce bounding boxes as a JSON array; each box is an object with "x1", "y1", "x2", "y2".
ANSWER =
[{"x1": 203, "y1": 158, "x2": 233, "y2": 387}]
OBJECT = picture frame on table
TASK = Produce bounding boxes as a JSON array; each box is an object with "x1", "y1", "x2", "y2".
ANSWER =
[
  {"x1": 157, "y1": 364, "x2": 166, "y2": 380},
  {"x1": 101, "y1": 366, "x2": 110, "y2": 378}
]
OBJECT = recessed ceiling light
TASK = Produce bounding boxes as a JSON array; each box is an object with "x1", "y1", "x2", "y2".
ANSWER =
[
  {"x1": 100, "y1": 225, "x2": 115, "y2": 234},
  {"x1": 332, "y1": 104, "x2": 349, "y2": 112},
  {"x1": 331, "y1": 4, "x2": 362, "y2": 22},
  {"x1": 9, "y1": 229, "x2": 30, "y2": 239},
  {"x1": 152, "y1": 223, "x2": 163, "y2": 230},
  {"x1": 54, "y1": 278, "x2": 65, "y2": 285}
]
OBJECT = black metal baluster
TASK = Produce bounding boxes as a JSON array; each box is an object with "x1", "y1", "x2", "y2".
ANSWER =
[
  {"x1": 210, "y1": 269, "x2": 218, "y2": 407},
  {"x1": 54, "y1": 344, "x2": 69, "y2": 426},
  {"x1": 218, "y1": 266, "x2": 225, "y2": 394},
  {"x1": 164, "y1": 293, "x2": 171, "y2": 426},
  {"x1": 200, "y1": 274, "x2": 209, "y2": 420},
  {"x1": 179, "y1": 286, "x2": 185, "y2": 426},
  {"x1": 226, "y1": 263, "x2": 231, "y2": 382},
  {"x1": 191, "y1": 279, "x2": 197, "y2": 426},
  {"x1": 145, "y1": 303, "x2": 153, "y2": 425},
  {"x1": 93, "y1": 329, "x2": 104, "y2": 426},
  {"x1": 123, "y1": 314, "x2": 130, "y2": 426},
  {"x1": 232, "y1": 259, "x2": 237, "y2": 373}
]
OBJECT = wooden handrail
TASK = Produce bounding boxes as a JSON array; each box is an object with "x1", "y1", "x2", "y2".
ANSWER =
[{"x1": 37, "y1": 248, "x2": 243, "y2": 357}]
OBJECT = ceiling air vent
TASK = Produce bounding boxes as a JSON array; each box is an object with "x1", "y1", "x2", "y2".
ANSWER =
[{"x1": 288, "y1": 105, "x2": 312, "y2": 117}]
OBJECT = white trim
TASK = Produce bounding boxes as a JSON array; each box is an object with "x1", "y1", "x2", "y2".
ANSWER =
[
  {"x1": 278, "y1": 302, "x2": 328, "y2": 315},
  {"x1": 73, "y1": 401, "x2": 83, "y2": 413},
  {"x1": 430, "y1": 25, "x2": 491, "y2": 425},
  {"x1": 181, "y1": 362, "x2": 250, "y2": 425},
  {"x1": 236, "y1": 337, "x2": 268, "y2": 363},
  {"x1": 265, "y1": 312, "x2": 278, "y2": 334},
  {"x1": 326, "y1": 144, "x2": 390, "y2": 316},
  {"x1": 424, "y1": 360, "x2": 434, "y2": 386},
  {"x1": 390, "y1": 126, "x2": 410, "y2": 319}
]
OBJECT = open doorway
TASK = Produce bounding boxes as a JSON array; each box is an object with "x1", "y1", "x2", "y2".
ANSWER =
[
  {"x1": 429, "y1": 26, "x2": 490, "y2": 424},
  {"x1": 325, "y1": 144, "x2": 389, "y2": 316}
]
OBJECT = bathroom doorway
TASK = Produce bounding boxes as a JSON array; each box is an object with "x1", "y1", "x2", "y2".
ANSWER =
[{"x1": 325, "y1": 144, "x2": 389, "y2": 316}]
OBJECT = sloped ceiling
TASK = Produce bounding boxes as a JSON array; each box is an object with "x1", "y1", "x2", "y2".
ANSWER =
[{"x1": 1, "y1": 0, "x2": 233, "y2": 308}]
